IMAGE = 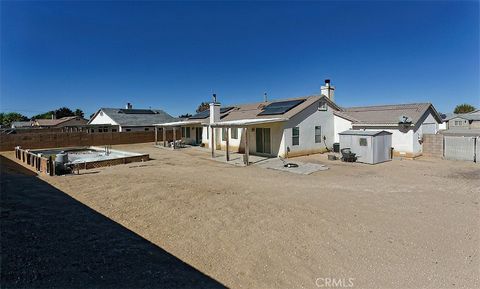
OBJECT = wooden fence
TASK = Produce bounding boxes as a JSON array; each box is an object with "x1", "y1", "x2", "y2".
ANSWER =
[{"x1": 1, "y1": 130, "x2": 177, "y2": 151}]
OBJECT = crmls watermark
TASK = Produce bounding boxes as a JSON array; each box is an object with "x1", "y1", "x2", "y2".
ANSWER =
[{"x1": 315, "y1": 277, "x2": 355, "y2": 288}]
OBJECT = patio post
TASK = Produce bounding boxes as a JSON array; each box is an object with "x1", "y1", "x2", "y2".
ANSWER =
[
  {"x1": 226, "y1": 127, "x2": 230, "y2": 162},
  {"x1": 173, "y1": 127, "x2": 176, "y2": 149},
  {"x1": 162, "y1": 127, "x2": 166, "y2": 147},
  {"x1": 244, "y1": 126, "x2": 249, "y2": 166},
  {"x1": 211, "y1": 126, "x2": 215, "y2": 158},
  {"x1": 154, "y1": 126, "x2": 158, "y2": 145}
]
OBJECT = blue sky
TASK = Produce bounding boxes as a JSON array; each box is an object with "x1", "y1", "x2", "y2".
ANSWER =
[{"x1": 1, "y1": 1, "x2": 478, "y2": 118}]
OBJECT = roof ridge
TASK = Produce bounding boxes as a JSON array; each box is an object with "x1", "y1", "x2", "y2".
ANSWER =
[{"x1": 343, "y1": 102, "x2": 431, "y2": 110}]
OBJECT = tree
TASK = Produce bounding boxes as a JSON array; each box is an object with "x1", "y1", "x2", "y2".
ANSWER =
[
  {"x1": 179, "y1": 113, "x2": 192, "y2": 118},
  {"x1": 454, "y1": 104, "x2": 476, "y2": 114},
  {"x1": 32, "y1": 107, "x2": 76, "y2": 119},
  {"x1": 74, "y1": 108, "x2": 84, "y2": 118},
  {"x1": 0, "y1": 112, "x2": 29, "y2": 127},
  {"x1": 196, "y1": 102, "x2": 210, "y2": 113}
]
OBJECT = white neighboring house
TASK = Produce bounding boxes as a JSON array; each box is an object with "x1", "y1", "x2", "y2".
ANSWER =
[
  {"x1": 333, "y1": 103, "x2": 442, "y2": 158},
  {"x1": 89, "y1": 103, "x2": 176, "y2": 132}
]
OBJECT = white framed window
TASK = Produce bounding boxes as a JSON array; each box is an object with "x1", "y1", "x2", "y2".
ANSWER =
[
  {"x1": 231, "y1": 128, "x2": 238, "y2": 139},
  {"x1": 292, "y1": 127, "x2": 300, "y2": 146},
  {"x1": 359, "y1": 138, "x2": 367, "y2": 146},
  {"x1": 222, "y1": 128, "x2": 228, "y2": 141},
  {"x1": 315, "y1": 126, "x2": 322, "y2": 143}
]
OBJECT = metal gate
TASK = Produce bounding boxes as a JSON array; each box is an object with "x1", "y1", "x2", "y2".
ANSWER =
[{"x1": 444, "y1": 136, "x2": 476, "y2": 162}]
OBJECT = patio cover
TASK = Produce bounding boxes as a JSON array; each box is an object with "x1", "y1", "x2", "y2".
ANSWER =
[
  {"x1": 154, "y1": 120, "x2": 203, "y2": 127},
  {"x1": 210, "y1": 118, "x2": 287, "y2": 128}
]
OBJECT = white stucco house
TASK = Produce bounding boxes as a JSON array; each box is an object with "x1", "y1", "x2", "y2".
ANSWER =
[
  {"x1": 155, "y1": 80, "x2": 442, "y2": 160},
  {"x1": 333, "y1": 103, "x2": 442, "y2": 158},
  {"x1": 89, "y1": 103, "x2": 176, "y2": 132}
]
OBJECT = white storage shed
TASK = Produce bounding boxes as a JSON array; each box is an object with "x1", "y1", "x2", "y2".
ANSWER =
[{"x1": 339, "y1": 130, "x2": 392, "y2": 164}]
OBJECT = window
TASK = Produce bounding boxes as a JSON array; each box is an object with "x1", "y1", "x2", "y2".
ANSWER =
[
  {"x1": 318, "y1": 101, "x2": 327, "y2": 111},
  {"x1": 186, "y1": 127, "x2": 190, "y2": 138},
  {"x1": 222, "y1": 128, "x2": 228, "y2": 141},
  {"x1": 145, "y1": 128, "x2": 149, "y2": 131},
  {"x1": 90, "y1": 129, "x2": 94, "y2": 133},
  {"x1": 292, "y1": 127, "x2": 300, "y2": 146},
  {"x1": 315, "y1": 126, "x2": 322, "y2": 143},
  {"x1": 103, "y1": 128, "x2": 108, "y2": 132},
  {"x1": 126, "y1": 128, "x2": 131, "y2": 132},
  {"x1": 112, "y1": 128, "x2": 117, "y2": 132},
  {"x1": 359, "y1": 138, "x2": 367, "y2": 146},
  {"x1": 231, "y1": 128, "x2": 238, "y2": 139}
]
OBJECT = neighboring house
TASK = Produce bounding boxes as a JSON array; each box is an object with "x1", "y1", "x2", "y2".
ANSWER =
[
  {"x1": 445, "y1": 110, "x2": 480, "y2": 130},
  {"x1": 88, "y1": 103, "x2": 176, "y2": 132},
  {"x1": 33, "y1": 116, "x2": 88, "y2": 128},
  {"x1": 156, "y1": 80, "x2": 442, "y2": 159},
  {"x1": 11, "y1": 116, "x2": 88, "y2": 129},
  {"x1": 11, "y1": 121, "x2": 33, "y2": 128}
]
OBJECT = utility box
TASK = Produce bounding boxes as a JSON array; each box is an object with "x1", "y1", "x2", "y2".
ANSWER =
[{"x1": 339, "y1": 130, "x2": 392, "y2": 164}]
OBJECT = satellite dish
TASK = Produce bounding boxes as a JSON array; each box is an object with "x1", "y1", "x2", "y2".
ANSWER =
[{"x1": 398, "y1": 115, "x2": 412, "y2": 124}]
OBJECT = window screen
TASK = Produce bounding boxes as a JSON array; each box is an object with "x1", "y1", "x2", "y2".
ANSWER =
[
  {"x1": 222, "y1": 128, "x2": 228, "y2": 141},
  {"x1": 359, "y1": 138, "x2": 367, "y2": 146},
  {"x1": 315, "y1": 126, "x2": 322, "y2": 143},
  {"x1": 231, "y1": 128, "x2": 238, "y2": 139},
  {"x1": 292, "y1": 127, "x2": 300, "y2": 146}
]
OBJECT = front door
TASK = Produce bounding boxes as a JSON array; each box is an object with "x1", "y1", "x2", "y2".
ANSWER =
[
  {"x1": 256, "y1": 128, "x2": 271, "y2": 154},
  {"x1": 195, "y1": 127, "x2": 202, "y2": 144}
]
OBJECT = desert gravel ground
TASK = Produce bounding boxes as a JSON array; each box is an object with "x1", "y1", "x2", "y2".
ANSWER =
[{"x1": 1, "y1": 142, "x2": 479, "y2": 289}]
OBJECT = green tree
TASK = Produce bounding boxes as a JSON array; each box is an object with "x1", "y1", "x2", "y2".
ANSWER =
[
  {"x1": 196, "y1": 102, "x2": 210, "y2": 113},
  {"x1": 453, "y1": 104, "x2": 476, "y2": 114},
  {"x1": 0, "y1": 112, "x2": 29, "y2": 127},
  {"x1": 32, "y1": 107, "x2": 77, "y2": 119},
  {"x1": 74, "y1": 108, "x2": 84, "y2": 118}
]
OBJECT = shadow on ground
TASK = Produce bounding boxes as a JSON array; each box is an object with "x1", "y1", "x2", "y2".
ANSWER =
[{"x1": 0, "y1": 156, "x2": 226, "y2": 289}]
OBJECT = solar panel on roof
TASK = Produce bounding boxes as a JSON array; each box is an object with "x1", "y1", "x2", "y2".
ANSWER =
[
  {"x1": 119, "y1": 109, "x2": 156, "y2": 114},
  {"x1": 258, "y1": 99, "x2": 305, "y2": 116},
  {"x1": 189, "y1": 110, "x2": 210, "y2": 119},
  {"x1": 189, "y1": 106, "x2": 236, "y2": 119},
  {"x1": 220, "y1": 107, "x2": 235, "y2": 113}
]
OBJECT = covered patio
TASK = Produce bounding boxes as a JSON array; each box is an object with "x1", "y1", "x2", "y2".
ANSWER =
[
  {"x1": 153, "y1": 120, "x2": 203, "y2": 149},
  {"x1": 210, "y1": 118, "x2": 286, "y2": 166}
]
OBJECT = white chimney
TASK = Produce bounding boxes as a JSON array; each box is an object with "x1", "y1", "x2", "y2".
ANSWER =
[
  {"x1": 320, "y1": 79, "x2": 335, "y2": 102},
  {"x1": 209, "y1": 94, "x2": 220, "y2": 124}
]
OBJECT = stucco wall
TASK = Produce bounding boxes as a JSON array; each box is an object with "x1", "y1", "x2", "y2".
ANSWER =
[
  {"x1": 89, "y1": 110, "x2": 119, "y2": 127},
  {"x1": 333, "y1": 115, "x2": 352, "y2": 143},
  {"x1": 282, "y1": 100, "x2": 334, "y2": 157}
]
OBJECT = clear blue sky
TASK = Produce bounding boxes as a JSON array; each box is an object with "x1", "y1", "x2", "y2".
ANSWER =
[{"x1": 1, "y1": 1, "x2": 478, "y2": 118}]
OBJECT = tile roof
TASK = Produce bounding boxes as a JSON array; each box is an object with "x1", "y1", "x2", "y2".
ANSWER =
[
  {"x1": 98, "y1": 108, "x2": 177, "y2": 127},
  {"x1": 338, "y1": 103, "x2": 441, "y2": 125},
  {"x1": 446, "y1": 110, "x2": 480, "y2": 121}
]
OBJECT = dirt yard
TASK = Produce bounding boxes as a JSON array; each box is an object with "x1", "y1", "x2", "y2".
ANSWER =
[{"x1": 2, "y1": 143, "x2": 479, "y2": 289}]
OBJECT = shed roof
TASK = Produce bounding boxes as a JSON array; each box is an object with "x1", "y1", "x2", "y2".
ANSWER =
[
  {"x1": 92, "y1": 108, "x2": 177, "y2": 127},
  {"x1": 339, "y1": 130, "x2": 392, "y2": 136}
]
